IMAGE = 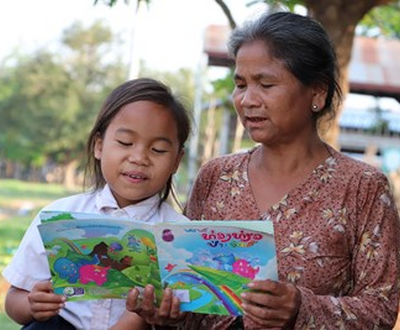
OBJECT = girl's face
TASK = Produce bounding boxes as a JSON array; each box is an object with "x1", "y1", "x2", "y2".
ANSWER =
[
  {"x1": 94, "y1": 101, "x2": 184, "y2": 208},
  {"x1": 232, "y1": 40, "x2": 325, "y2": 147}
]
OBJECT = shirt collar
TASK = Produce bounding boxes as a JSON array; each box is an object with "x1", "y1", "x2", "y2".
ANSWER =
[{"x1": 95, "y1": 184, "x2": 161, "y2": 221}]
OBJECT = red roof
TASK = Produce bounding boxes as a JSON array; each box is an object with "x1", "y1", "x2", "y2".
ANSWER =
[
  {"x1": 203, "y1": 25, "x2": 400, "y2": 100},
  {"x1": 349, "y1": 36, "x2": 400, "y2": 97}
]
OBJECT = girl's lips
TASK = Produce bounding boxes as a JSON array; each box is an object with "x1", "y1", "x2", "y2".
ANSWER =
[{"x1": 122, "y1": 172, "x2": 148, "y2": 180}]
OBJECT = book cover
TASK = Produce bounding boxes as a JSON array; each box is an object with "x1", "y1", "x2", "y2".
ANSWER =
[{"x1": 38, "y1": 211, "x2": 277, "y2": 316}]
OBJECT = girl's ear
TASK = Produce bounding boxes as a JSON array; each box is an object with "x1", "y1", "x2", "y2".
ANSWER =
[
  {"x1": 94, "y1": 134, "x2": 103, "y2": 160},
  {"x1": 172, "y1": 149, "x2": 185, "y2": 174}
]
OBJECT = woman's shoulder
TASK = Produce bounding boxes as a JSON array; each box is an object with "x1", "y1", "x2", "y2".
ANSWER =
[
  {"x1": 330, "y1": 147, "x2": 388, "y2": 183},
  {"x1": 334, "y1": 149, "x2": 381, "y2": 172},
  {"x1": 200, "y1": 149, "x2": 251, "y2": 174}
]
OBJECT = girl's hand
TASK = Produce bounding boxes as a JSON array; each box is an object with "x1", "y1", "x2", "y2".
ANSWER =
[
  {"x1": 27, "y1": 280, "x2": 66, "y2": 322},
  {"x1": 241, "y1": 279, "x2": 301, "y2": 328},
  {"x1": 126, "y1": 285, "x2": 186, "y2": 327}
]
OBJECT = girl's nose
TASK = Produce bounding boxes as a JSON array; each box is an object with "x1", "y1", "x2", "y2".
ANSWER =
[{"x1": 127, "y1": 147, "x2": 149, "y2": 166}]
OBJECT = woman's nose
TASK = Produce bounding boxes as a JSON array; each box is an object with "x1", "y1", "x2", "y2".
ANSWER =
[{"x1": 240, "y1": 87, "x2": 260, "y2": 107}]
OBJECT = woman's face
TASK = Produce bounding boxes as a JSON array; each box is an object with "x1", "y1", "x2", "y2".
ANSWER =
[
  {"x1": 94, "y1": 101, "x2": 184, "y2": 208},
  {"x1": 232, "y1": 40, "x2": 322, "y2": 147}
]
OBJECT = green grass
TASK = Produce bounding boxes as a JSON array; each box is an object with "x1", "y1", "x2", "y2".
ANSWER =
[
  {"x1": 0, "y1": 179, "x2": 81, "y2": 206},
  {"x1": 0, "y1": 313, "x2": 19, "y2": 330},
  {"x1": 0, "y1": 214, "x2": 32, "y2": 268},
  {"x1": 0, "y1": 179, "x2": 79, "y2": 329}
]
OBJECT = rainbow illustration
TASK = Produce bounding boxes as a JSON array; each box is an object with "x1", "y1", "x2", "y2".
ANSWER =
[
  {"x1": 58, "y1": 237, "x2": 83, "y2": 254},
  {"x1": 165, "y1": 270, "x2": 243, "y2": 315},
  {"x1": 220, "y1": 284, "x2": 242, "y2": 312}
]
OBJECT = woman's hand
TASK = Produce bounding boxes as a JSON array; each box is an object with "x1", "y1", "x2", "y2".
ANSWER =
[
  {"x1": 126, "y1": 285, "x2": 186, "y2": 327},
  {"x1": 241, "y1": 280, "x2": 301, "y2": 328},
  {"x1": 27, "y1": 280, "x2": 66, "y2": 322}
]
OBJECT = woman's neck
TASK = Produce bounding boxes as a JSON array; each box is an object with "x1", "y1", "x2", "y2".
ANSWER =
[
  {"x1": 252, "y1": 138, "x2": 329, "y2": 176},
  {"x1": 248, "y1": 138, "x2": 330, "y2": 212}
]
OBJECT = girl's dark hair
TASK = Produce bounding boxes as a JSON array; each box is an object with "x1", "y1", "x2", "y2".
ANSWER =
[
  {"x1": 227, "y1": 11, "x2": 343, "y2": 128},
  {"x1": 84, "y1": 77, "x2": 192, "y2": 206}
]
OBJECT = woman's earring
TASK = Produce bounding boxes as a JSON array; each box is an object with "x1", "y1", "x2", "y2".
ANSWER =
[{"x1": 312, "y1": 104, "x2": 319, "y2": 111}]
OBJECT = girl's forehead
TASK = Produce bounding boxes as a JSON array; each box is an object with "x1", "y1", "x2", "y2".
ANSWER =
[
  {"x1": 113, "y1": 101, "x2": 172, "y2": 120},
  {"x1": 107, "y1": 101, "x2": 179, "y2": 140}
]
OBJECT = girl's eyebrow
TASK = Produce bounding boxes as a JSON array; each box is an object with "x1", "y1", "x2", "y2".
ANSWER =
[
  {"x1": 115, "y1": 127, "x2": 134, "y2": 135},
  {"x1": 115, "y1": 127, "x2": 174, "y2": 146}
]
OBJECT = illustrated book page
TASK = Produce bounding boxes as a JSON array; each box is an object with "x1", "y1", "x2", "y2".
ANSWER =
[{"x1": 38, "y1": 211, "x2": 277, "y2": 316}]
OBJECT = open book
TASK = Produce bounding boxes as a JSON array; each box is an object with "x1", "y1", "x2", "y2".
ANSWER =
[{"x1": 38, "y1": 211, "x2": 277, "y2": 316}]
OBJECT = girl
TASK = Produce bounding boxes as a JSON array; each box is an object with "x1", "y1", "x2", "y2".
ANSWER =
[{"x1": 2, "y1": 78, "x2": 192, "y2": 330}]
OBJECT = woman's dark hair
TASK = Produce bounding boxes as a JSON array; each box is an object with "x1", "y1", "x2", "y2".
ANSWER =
[
  {"x1": 84, "y1": 77, "x2": 192, "y2": 206},
  {"x1": 227, "y1": 11, "x2": 343, "y2": 128}
]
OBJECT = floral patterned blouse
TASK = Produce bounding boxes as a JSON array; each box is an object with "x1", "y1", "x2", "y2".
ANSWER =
[{"x1": 182, "y1": 145, "x2": 400, "y2": 330}]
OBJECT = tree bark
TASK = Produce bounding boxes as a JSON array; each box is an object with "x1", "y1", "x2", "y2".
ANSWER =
[
  {"x1": 305, "y1": 0, "x2": 393, "y2": 148},
  {"x1": 215, "y1": 0, "x2": 237, "y2": 29},
  {"x1": 202, "y1": 100, "x2": 218, "y2": 164},
  {"x1": 63, "y1": 159, "x2": 79, "y2": 190},
  {"x1": 232, "y1": 116, "x2": 245, "y2": 153}
]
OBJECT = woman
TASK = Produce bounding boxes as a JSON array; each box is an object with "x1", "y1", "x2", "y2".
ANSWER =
[{"x1": 127, "y1": 11, "x2": 400, "y2": 329}]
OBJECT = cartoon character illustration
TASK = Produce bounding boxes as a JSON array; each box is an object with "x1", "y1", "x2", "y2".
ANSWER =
[
  {"x1": 90, "y1": 242, "x2": 132, "y2": 270},
  {"x1": 165, "y1": 263, "x2": 177, "y2": 272},
  {"x1": 53, "y1": 257, "x2": 80, "y2": 283},
  {"x1": 53, "y1": 254, "x2": 100, "y2": 284},
  {"x1": 108, "y1": 242, "x2": 123, "y2": 254},
  {"x1": 213, "y1": 253, "x2": 236, "y2": 271},
  {"x1": 232, "y1": 259, "x2": 260, "y2": 279},
  {"x1": 162, "y1": 229, "x2": 174, "y2": 242},
  {"x1": 127, "y1": 234, "x2": 142, "y2": 252},
  {"x1": 79, "y1": 264, "x2": 111, "y2": 286},
  {"x1": 46, "y1": 245, "x2": 62, "y2": 257}
]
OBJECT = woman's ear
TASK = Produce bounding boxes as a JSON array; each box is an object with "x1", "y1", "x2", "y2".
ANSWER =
[
  {"x1": 312, "y1": 85, "x2": 328, "y2": 111},
  {"x1": 94, "y1": 134, "x2": 103, "y2": 160}
]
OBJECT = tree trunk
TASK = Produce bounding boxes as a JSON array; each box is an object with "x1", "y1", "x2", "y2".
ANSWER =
[
  {"x1": 63, "y1": 159, "x2": 79, "y2": 190},
  {"x1": 232, "y1": 116, "x2": 245, "y2": 153},
  {"x1": 202, "y1": 100, "x2": 218, "y2": 164},
  {"x1": 305, "y1": 0, "x2": 392, "y2": 149},
  {"x1": 219, "y1": 107, "x2": 231, "y2": 155},
  {"x1": 5, "y1": 160, "x2": 15, "y2": 178}
]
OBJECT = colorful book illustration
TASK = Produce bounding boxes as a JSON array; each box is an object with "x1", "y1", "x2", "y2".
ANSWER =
[{"x1": 38, "y1": 210, "x2": 277, "y2": 316}]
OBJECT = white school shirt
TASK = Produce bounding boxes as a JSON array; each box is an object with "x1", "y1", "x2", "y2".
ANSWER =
[{"x1": 2, "y1": 184, "x2": 189, "y2": 330}]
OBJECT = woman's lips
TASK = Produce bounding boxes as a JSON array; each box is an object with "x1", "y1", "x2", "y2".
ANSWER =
[{"x1": 246, "y1": 116, "x2": 266, "y2": 122}]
